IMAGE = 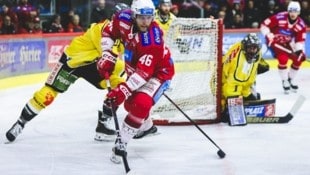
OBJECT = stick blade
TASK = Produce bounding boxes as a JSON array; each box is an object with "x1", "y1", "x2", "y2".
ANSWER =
[{"x1": 289, "y1": 95, "x2": 306, "y2": 116}]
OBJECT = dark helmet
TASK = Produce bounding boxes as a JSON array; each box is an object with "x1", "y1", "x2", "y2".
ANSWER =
[
  {"x1": 159, "y1": 0, "x2": 172, "y2": 5},
  {"x1": 112, "y1": 3, "x2": 130, "y2": 14},
  {"x1": 241, "y1": 33, "x2": 261, "y2": 63},
  {"x1": 109, "y1": 2, "x2": 130, "y2": 19}
]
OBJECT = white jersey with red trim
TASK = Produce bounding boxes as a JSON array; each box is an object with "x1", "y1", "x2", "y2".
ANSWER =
[{"x1": 102, "y1": 10, "x2": 175, "y2": 82}]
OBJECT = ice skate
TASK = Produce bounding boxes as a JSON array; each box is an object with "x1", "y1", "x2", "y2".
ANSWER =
[
  {"x1": 94, "y1": 110, "x2": 116, "y2": 142},
  {"x1": 133, "y1": 125, "x2": 158, "y2": 139},
  {"x1": 6, "y1": 119, "x2": 26, "y2": 142},
  {"x1": 288, "y1": 78, "x2": 298, "y2": 93},
  {"x1": 282, "y1": 80, "x2": 290, "y2": 94}
]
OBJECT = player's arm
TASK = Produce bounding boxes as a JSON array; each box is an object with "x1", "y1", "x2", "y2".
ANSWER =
[
  {"x1": 260, "y1": 15, "x2": 278, "y2": 46},
  {"x1": 97, "y1": 17, "x2": 123, "y2": 79},
  {"x1": 293, "y1": 24, "x2": 307, "y2": 61}
]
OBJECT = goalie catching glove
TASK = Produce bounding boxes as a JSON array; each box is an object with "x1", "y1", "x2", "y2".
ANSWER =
[
  {"x1": 106, "y1": 82, "x2": 132, "y2": 106},
  {"x1": 97, "y1": 50, "x2": 118, "y2": 79}
]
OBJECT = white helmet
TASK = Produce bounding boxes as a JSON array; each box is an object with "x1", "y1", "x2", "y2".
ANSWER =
[
  {"x1": 287, "y1": 1, "x2": 301, "y2": 12},
  {"x1": 131, "y1": 0, "x2": 155, "y2": 17}
]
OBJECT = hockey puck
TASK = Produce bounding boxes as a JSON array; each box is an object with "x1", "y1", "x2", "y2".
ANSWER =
[{"x1": 217, "y1": 150, "x2": 226, "y2": 159}]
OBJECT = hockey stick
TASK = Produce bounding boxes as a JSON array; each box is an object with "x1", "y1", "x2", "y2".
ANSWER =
[
  {"x1": 163, "y1": 93, "x2": 226, "y2": 159},
  {"x1": 246, "y1": 95, "x2": 306, "y2": 124},
  {"x1": 274, "y1": 43, "x2": 306, "y2": 62},
  {"x1": 106, "y1": 80, "x2": 131, "y2": 174}
]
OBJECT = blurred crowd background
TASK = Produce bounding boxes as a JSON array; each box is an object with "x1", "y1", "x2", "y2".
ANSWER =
[{"x1": 0, "y1": 0, "x2": 309, "y2": 35}]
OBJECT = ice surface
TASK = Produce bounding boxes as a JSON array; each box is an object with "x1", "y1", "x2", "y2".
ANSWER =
[{"x1": 1, "y1": 69, "x2": 310, "y2": 175}]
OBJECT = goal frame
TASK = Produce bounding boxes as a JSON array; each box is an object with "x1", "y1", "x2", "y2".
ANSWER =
[{"x1": 152, "y1": 18, "x2": 224, "y2": 125}]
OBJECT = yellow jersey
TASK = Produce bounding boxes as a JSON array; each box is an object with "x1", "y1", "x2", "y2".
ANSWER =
[
  {"x1": 222, "y1": 41, "x2": 262, "y2": 98},
  {"x1": 64, "y1": 20, "x2": 124, "y2": 68},
  {"x1": 154, "y1": 9, "x2": 176, "y2": 35}
]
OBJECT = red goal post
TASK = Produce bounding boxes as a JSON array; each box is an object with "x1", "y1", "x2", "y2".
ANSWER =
[{"x1": 152, "y1": 18, "x2": 223, "y2": 125}]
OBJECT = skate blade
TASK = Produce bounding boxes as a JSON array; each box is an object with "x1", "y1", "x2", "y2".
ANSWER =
[
  {"x1": 291, "y1": 89, "x2": 297, "y2": 93},
  {"x1": 110, "y1": 152, "x2": 122, "y2": 164},
  {"x1": 133, "y1": 132, "x2": 161, "y2": 139},
  {"x1": 4, "y1": 141, "x2": 13, "y2": 144},
  {"x1": 94, "y1": 133, "x2": 116, "y2": 142}
]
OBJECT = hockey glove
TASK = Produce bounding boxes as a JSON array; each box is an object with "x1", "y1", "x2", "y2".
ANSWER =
[
  {"x1": 106, "y1": 82, "x2": 132, "y2": 106},
  {"x1": 257, "y1": 58, "x2": 270, "y2": 74},
  {"x1": 293, "y1": 50, "x2": 306, "y2": 62},
  {"x1": 97, "y1": 51, "x2": 117, "y2": 79}
]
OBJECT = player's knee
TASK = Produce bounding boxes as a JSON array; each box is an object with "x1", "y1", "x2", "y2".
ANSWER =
[
  {"x1": 125, "y1": 93, "x2": 153, "y2": 118},
  {"x1": 31, "y1": 86, "x2": 58, "y2": 110}
]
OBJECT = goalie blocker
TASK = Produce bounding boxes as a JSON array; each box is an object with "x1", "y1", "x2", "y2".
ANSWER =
[{"x1": 227, "y1": 96, "x2": 277, "y2": 126}]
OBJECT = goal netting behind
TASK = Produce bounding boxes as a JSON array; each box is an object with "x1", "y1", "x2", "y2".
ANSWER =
[{"x1": 152, "y1": 18, "x2": 223, "y2": 125}]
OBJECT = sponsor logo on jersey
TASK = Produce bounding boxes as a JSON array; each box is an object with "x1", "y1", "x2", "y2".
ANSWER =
[
  {"x1": 278, "y1": 29, "x2": 292, "y2": 36},
  {"x1": 124, "y1": 49, "x2": 133, "y2": 62},
  {"x1": 46, "y1": 62, "x2": 62, "y2": 85},
  {"x1": 56, "y1": 73, "x2": 72, "y2": 86},
  {"x1": 120, "y1": 21, "x2": 130, "y2": 30},
  {"x1": 153, "y1": 27, "x2": 161, "y2": 45},
  {"x1": 141, "y1": 32, "x2": 151, "y2": 46},
  {"x1": 43, "y1": 92, "x2": 54, "y2": 106}
]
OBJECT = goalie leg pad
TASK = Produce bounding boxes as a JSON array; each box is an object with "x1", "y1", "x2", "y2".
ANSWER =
[{"x1": 227, "y1": 96, "x2": 247, "y2": 126}]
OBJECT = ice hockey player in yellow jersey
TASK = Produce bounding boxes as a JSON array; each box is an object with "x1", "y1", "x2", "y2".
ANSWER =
[{"x1": 5, "y1": 3, "x2": 130, "y2": 143}]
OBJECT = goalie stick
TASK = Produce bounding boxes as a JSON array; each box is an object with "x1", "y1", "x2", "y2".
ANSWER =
[
  {"x1": 106, "y1": 80, "x2": 131, "y2": 174},
  {"x1": 246, "y1": 95, "x2": 306, "y2": 124}
]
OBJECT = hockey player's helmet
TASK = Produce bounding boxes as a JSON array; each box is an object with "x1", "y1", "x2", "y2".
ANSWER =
[
  {"x1": 159, "y1": 0, "x2": 172, "y2": 5},
  {"x1": 131, "y1": 0, "x2": 155, "y2": 17},
  {"x1": 287, "y1": 1, "x2": 301, "y2": 13},
  {"x1": 241, "y1": 33, "x2": 261, "y2": 63}
]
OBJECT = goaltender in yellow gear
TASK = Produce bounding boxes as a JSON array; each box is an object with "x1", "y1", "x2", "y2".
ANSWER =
[{"x1": 210, "y1": 33, "x2": 268, "y2": 113}]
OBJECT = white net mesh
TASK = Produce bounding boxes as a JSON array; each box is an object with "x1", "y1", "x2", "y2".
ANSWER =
[{"x1": 152, "y1": 18, "x2": 222, "y2": 124}]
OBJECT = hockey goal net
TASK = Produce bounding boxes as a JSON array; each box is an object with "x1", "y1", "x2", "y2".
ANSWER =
[{"x1": 152, "y1": 18, "x2": 223, "y2": 125}]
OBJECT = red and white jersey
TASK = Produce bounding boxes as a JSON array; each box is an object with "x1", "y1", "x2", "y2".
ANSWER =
[
  {"x1": 261, "y1": 12, "x2": 307, "y2": 50},
  {"x1": 102, "y1": 10, "x2": 175, "y2": 82}
]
